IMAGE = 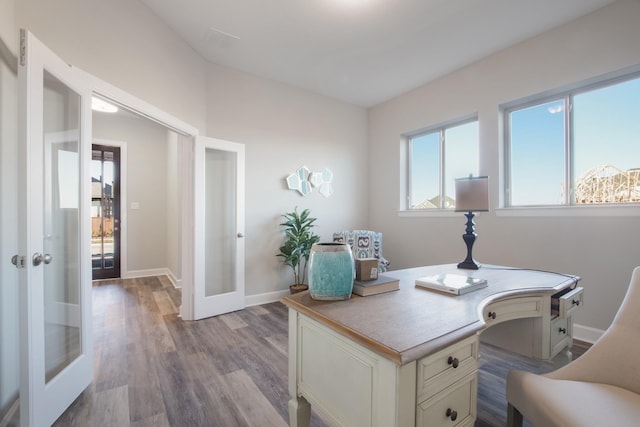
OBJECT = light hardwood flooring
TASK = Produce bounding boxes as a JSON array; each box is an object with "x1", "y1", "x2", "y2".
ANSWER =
[{"x1": 51, "y1": 276, "x2": 589, "y2": 427}]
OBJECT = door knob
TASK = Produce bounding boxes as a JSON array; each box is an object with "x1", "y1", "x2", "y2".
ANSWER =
[
  {"x1": 237, "y1": 232, "x2": 244, "y2": 238},
  {"x1": 32, "y1": 253, "x2": 53, "y2": 266},
  {"x1": 33, "y1": 253, "x2": 44, "y2": 266},
  {"x1": 11, "y1": 255, "x2": 25, "y2": 268}
]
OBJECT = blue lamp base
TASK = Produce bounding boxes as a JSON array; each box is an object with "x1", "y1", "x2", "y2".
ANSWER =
[{"x1": 457, "y1": 212, "x2": 480, "y2": 270}]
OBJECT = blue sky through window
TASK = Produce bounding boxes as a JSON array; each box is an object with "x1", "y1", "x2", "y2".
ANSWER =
[
  {"x1": 409, "y1": 75, "x2": 640, "y2": 209},
  {"x1": 410, "y1": 121, "x2": 478, "y2": 208},
  {"x1": 509, "y1": 76, "x2": 640, "y2": 206}
]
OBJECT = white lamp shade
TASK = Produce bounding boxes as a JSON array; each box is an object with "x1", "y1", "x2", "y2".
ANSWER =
[{"x1": 455, "y1": 176, "x2": 489, "y2": 212}]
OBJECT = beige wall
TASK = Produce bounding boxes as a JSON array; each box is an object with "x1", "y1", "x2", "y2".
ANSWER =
[
  {"x1": 206, "y1": 63, "x2": 369, "y2": 295},
  {"x1": 368, "y1": 0, "x2": 640, "y2": 334},
  {"x1": 0, "y1": 0, "x2": 16, "y2": 54},
  {"x1": 16, "y1": 0, "x2": 208, "y2": 132},
  {"x1": 93, "y1": 112, "x2": 170, "y2": 274},
  {"x1": 12, "y1": 0, "x2": 638, "y2": 332},
  {"x1": 15, "y1": 0, "x2": 370, "y2": 298}
]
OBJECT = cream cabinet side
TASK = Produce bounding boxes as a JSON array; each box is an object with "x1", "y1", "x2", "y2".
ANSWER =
[
  {"x1": 288, "y1": 308, "x2": 416, "y2": 427},
  {"x1": 480, "y1": 290, "x2": 583, "y2": 360},
  {"x1": 415, "y1": 335, "x2": 479, "y2": 427}
]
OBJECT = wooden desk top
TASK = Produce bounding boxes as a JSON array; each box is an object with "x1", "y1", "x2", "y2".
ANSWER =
[{"x1": 282, "y1": 264, "x2": 579, "y2": 365}]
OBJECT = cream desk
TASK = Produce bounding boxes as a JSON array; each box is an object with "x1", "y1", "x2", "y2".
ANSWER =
[{"x1": 282, "y1": 264, "x2": 582, "y2": 427}]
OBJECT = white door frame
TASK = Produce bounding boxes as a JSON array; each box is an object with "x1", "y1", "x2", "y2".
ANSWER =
[{"x1": 75, "y1": 70, "x2": 200, "y2": 320}]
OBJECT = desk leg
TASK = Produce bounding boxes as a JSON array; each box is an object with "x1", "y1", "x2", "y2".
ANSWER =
[
  {"x1": 288, "y1": 396, "x2": 311, "y2": 427},
  {"x1": 288, "y1": 308, "x2": 311, "y2": 427}
]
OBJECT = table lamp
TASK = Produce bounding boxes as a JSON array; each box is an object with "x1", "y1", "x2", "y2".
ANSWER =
[{"x1": 455, "y1": 175, "x2": 489, "y2": 270}]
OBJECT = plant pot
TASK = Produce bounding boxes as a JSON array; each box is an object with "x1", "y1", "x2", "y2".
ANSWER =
[
  {"x1": 308, "y1": 243, "x2": 355, "y2": 301},
  {"x1": 289, "y1": 284, "x2": 309, "y2": 294}
]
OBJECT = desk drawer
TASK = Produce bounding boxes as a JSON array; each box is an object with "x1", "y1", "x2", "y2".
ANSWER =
[
  {"x1": 483, "y1": 297, "x2": 542, "y2": 325},
  {"x1": 552, "y1": 287, "x2": 583, "y2": 318},
  {"x1": 416, "y1": 372, "x2": 477, "y2": 427},
  {"x1": 417, "y1": 335, "x2": 478, "y2": 401},
  {"x1": 550, "y1": 316, "x2": 571, "y2": 356}
]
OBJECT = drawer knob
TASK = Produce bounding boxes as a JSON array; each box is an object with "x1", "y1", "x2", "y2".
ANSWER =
[
  {"x1": 446, "y1": 408, "x2": 458, "y2": 421},
  {"x1": 559, "y1": 327, "x2": 567, "y2": 334},
  {"x1": 487, "y1": 311, "x2": 496, "y2": 320},
  {"x1": 572, "y1": 299, "x2": 580, "y2": 306},
  {"x1": 447, "y1": 356, "x2": 459, "y2": 368}
]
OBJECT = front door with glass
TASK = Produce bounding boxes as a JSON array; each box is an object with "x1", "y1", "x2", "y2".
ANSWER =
[{"x1": 91, "y1": 144, "x2": 121, "y2": 280}]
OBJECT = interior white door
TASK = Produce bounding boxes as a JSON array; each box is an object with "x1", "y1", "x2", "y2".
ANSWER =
[
  {"x1": 17, "y1": 30, "x2": 92, "y2": 426},
  {"x1": 192, "y1": 136, "x2": 245, "y2": 320}
]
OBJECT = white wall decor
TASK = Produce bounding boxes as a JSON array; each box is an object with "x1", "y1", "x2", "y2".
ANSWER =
[
  {"x1": 310, "y1": 167, "x2": 333, "y2": 198},
  {"x1": 286, "y1": 165, "x2": 333, "y2": 198},
  {"x1": 286, "y1": 165, "x2": 313, "y2": 196}
]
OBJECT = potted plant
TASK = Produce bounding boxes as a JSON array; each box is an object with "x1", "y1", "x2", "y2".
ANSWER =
[{"x1": 277, "y1": 207, "x2": 321, "y2": 293}]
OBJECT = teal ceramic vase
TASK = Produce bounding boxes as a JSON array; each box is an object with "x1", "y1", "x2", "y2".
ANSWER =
[{"x1": 308, "y1": 243, "x2": 355, "y2": 300}]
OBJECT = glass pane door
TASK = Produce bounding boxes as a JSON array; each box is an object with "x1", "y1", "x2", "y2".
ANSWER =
[
  {"x1": 0, "y1": 35, "x2": 20, "y2": 427},
  {"x1": 42, "y1": 70, "x2": 82, "y2": 382},
  {"x1": 18, "y1": 29, "x2": 92, "y2": 426},
  {"x1": 205, "y1": 148, "x2": 237, "y2": 297},
  {"x1": 191, "y1": 136, "x2": 245, "y2": 320},
  {"x1": 91, "y1": 145, "x2": 120, "y2": 279}
]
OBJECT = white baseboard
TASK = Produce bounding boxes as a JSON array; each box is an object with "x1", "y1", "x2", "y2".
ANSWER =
[
  {"x1": 123, "y1": 268, "x2": 169, "y2": 279},
  {"x1": 573, "y1": 323, "x2": 605, "y2": 344},
  {"x1": 122, "y1": 269, "x2": 288, "y2": 305},
  {"x1": 245, "y1": 289, "x2": 290, "y2": 307},
  {"x1": 123, "y1": 268, "x2": 181, "y2": 289},
  {"x1": 166, "y1": 270, "x2": 182, "y2": 288}
]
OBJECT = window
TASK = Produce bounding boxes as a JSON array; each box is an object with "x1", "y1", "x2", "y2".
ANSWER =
[
  {"x1": 506, "y1": 74, "x2": 640, "y2": 207},
  {"x1": 407, "y1": 119, "x2": 479, "y2": 209}
]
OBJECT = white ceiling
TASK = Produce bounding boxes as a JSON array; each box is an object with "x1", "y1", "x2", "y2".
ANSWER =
[{"x1": 139, "y1": 0, "x2": 615, "y2": 108}]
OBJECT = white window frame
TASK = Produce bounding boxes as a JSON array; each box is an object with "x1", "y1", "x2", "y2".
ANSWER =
[
  {"x1": 502, "y1": 69, "x2": 640, "y2": 216},
  {"x1": 401, "y1": 115, "x2": 478, "y2": 215}
]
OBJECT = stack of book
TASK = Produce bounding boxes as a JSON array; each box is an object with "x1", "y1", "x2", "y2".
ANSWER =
[
  {"x1": 352, "y1": 274, "x2": 400, "y2": 296},
  {"x1": 415, "y1": 273, "x2": 487, "y2": 295}
]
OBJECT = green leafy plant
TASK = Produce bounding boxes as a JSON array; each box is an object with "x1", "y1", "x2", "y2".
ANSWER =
[{"x1": 277, "y1": 207, "x2": 321, "y2": 286}]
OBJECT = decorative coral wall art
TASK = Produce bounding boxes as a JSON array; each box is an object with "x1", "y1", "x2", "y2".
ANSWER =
[{"x1": 286, "y1": 166, "x2": 333, "y2": 198}]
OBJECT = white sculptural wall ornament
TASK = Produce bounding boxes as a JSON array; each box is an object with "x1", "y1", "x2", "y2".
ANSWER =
[{"x1": 286, "y1": 166, "x2": 333, "y2": 198}]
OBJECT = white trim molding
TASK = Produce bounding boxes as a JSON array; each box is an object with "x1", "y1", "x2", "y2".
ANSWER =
[
  {"x1": 245, "y1": 289, "x2": 291, "y2": 308},
  {"x1": 573, "y1": 323, "x2": 605, "y2": 344}
]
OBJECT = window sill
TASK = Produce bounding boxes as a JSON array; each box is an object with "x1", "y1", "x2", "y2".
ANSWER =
[
  {"x1": 399, "y1": 205, "x2": 640, "y2": 217},
  {"x1": 398, "y1": 210, "x2": 484, "y2": 218},
  {"x1": 496, "y1": 204, "x2": 640, "y2": 217}
]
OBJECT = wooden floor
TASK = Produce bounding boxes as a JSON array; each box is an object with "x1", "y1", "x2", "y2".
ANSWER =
[{"x1": 52, "y1": 276, "x2": 589, "y2": 427}]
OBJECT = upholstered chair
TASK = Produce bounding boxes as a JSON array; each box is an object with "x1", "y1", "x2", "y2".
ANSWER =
[
  {"x1": 506, "y1": 266, "x2": 640, "y2": 427},
  {"x1": 332, "y1": 230, "x2": 390, "y2": 272}
]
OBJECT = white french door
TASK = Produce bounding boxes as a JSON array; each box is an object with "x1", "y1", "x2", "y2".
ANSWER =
[
  {"x1": 17, "y1": 30, "x2": 92, "y2": 426},
  {"x1": 191, "y1": 136, "x2": 245, "y2": 320}
]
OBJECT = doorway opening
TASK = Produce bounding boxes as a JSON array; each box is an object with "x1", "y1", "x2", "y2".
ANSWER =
[{"x1": 91, "y1": 144, "x2": 121, "y2": 280}]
